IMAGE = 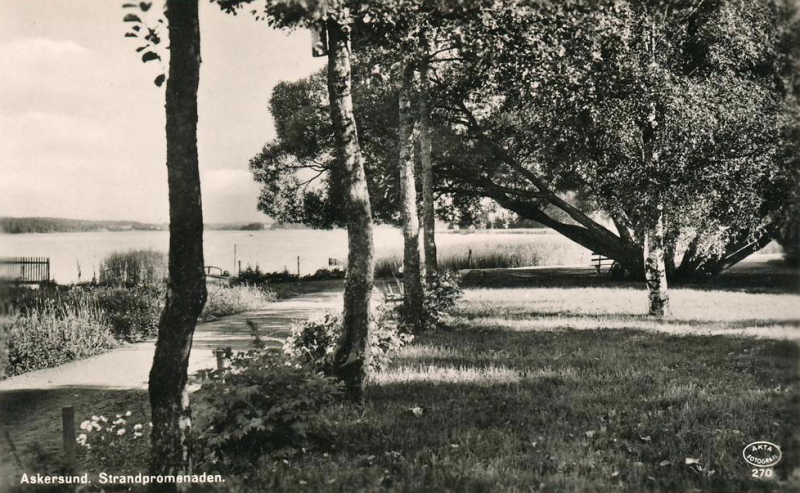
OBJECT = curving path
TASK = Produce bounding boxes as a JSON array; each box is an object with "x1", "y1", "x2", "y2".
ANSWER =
[{"x1": 0, "y1": 289, "x2": 343, "y2": 485}]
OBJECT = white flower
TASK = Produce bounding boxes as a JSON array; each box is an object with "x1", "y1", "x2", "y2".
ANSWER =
[
  {"x1": 117, "y1": 429, "x2": 126, "y2": 436},
  {"x1": 126, "y1": 411, "x2": 132, "y2": 416},
  {"x1": 91, "y1": 415, "x2": 100, "y2": 421},
  {"x1": 92, "y1": 422, "x2": 102, "y2": 431},
  {"x1": 113, "y1": 418, "x2": 126, "y2": 425},
  {"x1": 134, "y1": 424, "x2": 143, "y2": 431},
  {"x1": 100, "y1": 416, "x2": 108, "y2": 423},
  {"x1": 134, "y1": 432, "x2": 143, "y2": 438},
  {"x1": 80, "y1": 420, "x2": 92, "y2": 431},
  {"x1": 116, "y1": 414, "x2": 122, "y2": 419}
]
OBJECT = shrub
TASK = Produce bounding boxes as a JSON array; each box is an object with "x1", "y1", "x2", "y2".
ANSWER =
[
  {"x1": 76, "y1": 411, "x2": 150, "y2": 473},
  {"x1": 193, "y1": 350, "x2": 341, "y2": 468},
  {"x1": 99, "y1": 249, "x2": 167, "y2": 287},
  {"x1": 394, "y1": 271, "x2": 463, "y2": 333},
  {"x1": 421, "y1": 271, "x2": 463, "y2": 330},
  {"x1": 5, "y1": 297, "x2": 116, "y2": 376},
  {"x1": 302, "y1": 268, "x2": 346, "y2": 281},
  {"x1": 201, "y1": 283, "x2": 274, "y2": 321},
  {"x1": 93, "y1": 285, "x2": 163, "y2": 342},
  {"x1": 233, "y1": 266, "x2": 297, "y2": 286},
  {"x1": 284, "y1": 306, "x2": 413, "y2": 373}
]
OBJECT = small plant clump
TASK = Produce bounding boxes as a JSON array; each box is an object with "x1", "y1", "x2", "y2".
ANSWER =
[
  {"x1": 283, "y1": 305, "x2": 413, "y2": 374},
  {"x1": 192, "y1": 349, "x2": 342, "y2": 470},
  {"x1": 395, "y1": 271, "x2": 463, "y2": 333}
]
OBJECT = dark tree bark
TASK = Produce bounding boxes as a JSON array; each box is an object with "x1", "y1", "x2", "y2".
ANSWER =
[
  {"x1": 326, "y1": 19, "x2": 375, "y2": 403},
  {"x1": 643, "y1": 209, "x2": 670, "y2": 317},
  {"x1": 398, "y1": 62, "x2": 424, "y2": 332},
  {"x1": 418, "y1": 57, "x2": 438, "y2": 281},
  {"x1": 148, "y1": 0, "x2": 206, "y2": 488}
]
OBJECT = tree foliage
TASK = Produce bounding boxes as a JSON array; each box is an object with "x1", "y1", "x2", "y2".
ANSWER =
[{"x1": 251, "y1": 0, "x2": 800, "y2": 277}]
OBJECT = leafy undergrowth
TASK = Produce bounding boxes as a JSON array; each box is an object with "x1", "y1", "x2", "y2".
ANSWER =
[{"x1": 214, "y1": 288, "x2": 800, "y2": 492}]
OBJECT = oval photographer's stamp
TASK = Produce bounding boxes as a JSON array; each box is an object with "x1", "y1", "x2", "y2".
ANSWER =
[{"x1": 743, "y1": 441, "x2": 782, "y2": 477}]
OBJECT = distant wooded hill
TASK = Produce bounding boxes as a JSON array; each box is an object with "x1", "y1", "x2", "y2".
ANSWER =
[
  {"x1": 0, "y1": 217, "x2": 165, "y2": 234},
  {"x1": 0, "y1": 217, "x2": 272, "y2": 234}
]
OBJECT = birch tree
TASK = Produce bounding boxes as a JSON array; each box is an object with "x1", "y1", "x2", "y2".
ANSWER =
[{"x1": 127, "y1": 0, "x2": 207, "y2": 483}]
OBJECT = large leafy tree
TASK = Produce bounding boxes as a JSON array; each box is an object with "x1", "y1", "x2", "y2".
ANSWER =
[
  {"x1": 252, "y1": 0, "x2": 799, "y2": 297},
  {"x1": 465, "y1": 0, "x2": 800, "y2": 313}
]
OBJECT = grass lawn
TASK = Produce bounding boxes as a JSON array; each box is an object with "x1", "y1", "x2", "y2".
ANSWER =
[{"x1": 224, "y1": 284, "x2": 800, "y2": 493}]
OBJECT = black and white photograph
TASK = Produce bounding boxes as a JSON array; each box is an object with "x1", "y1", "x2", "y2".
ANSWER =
[{"x1": 1, "y1": 0, "x2": 799, "y2": 491}]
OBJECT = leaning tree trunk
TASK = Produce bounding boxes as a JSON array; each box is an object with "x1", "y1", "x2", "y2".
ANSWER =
[
  {"x1": 418, "y1": 57, "x2": 437, "y2": 281},
  {"x1": 643, "y1": 209, "x2": 670, "y2": 317},
  {"x1": 148, "y1": 0, "x2": 206, "y2": 487},
  {"x1": 326, "y1": 19, "x2": 375, "y2": 403},
  {"x1": 398, "y1": 62, "x2": 424, "y2": 332}
]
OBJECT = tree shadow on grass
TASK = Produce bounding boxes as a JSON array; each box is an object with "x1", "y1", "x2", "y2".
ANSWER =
[
  {"x1": 458, "y1": 313, "x2": 800, "y2": 331},
  {"x1": 460, "y1": 261, "x2": 800, "y2": 295}
]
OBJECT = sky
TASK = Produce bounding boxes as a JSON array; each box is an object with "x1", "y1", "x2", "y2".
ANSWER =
[{"x1": 0, "y1": 0, "x2": 325, "y2": 224}]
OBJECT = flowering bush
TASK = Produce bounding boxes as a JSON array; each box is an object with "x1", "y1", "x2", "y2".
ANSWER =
[
  {"x1": 192, "y1": 350, "x2": 341, "y2": 469},
  {"x1": 76, "y1": 411, "x2": 150, "y2": 473},
  {"x1": 283, "y1": 305, "x2": 413, "y2": 373}
]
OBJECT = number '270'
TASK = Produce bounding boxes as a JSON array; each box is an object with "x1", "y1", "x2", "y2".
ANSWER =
[{"x1": 752, "y1": 468, "x2": 774, "y2": 478}]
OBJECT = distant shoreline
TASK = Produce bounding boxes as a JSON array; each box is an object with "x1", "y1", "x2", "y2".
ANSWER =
[
  {"x1": 1, "y1": 217, "x2": 556, "y2": 235},
  {"x1": 0, "y1": 217, "x2": 284, "y2": 234}
]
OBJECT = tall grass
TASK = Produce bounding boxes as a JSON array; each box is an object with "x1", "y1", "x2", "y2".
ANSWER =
[
  {"x1": 99, "y1": 249, "x2": 167, "y2": 286},
  {"x1": 200, "y1": 283, "x2": 275, "y2": 321},
  {"x1": 375, "y1": 231, "x2": 592, "y2": 277},
  {"x1": 5, "y1": 296, "x2": 116, "y2": 376}
]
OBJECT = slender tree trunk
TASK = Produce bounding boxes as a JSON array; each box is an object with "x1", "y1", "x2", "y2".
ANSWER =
[
  {"x1": 643, "y1": 210, "x2": 670, "y2": 317},
  {"x1": 418, "y1": 57, "x2": 437, "y2": 281},
  {"x1": 326, "y1": 19, "x2": 375, "y2": 403},
  {"x1": 148, "y1": 0, "x2": 206, "y2": 488},
  {"x1": 398, "y1": 62, "x2": 424, "y2": 332}
]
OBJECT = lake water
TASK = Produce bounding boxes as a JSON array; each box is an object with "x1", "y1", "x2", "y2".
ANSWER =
[{"x1": 0, "y1": 227, "x2": 587, "y2": 284}]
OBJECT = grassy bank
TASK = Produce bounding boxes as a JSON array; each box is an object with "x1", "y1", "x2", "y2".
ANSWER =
[
  {"x1": 375, "y1": 231, "x2": 591, "y2": 277},
  {"x1": 0, "y1": 282, "x2": 273, "y2": 378}
]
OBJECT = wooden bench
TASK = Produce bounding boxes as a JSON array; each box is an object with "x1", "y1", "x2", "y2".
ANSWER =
[
  {"x1": 379, "y1": 273, "x2": 405, "y2": 303},
  {"x1": 591, "y1": 253, "x2": 615, "y2": 275}
]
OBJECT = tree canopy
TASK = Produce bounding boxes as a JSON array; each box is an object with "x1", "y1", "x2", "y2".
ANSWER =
[{"x1": 249, "y1": 0, "x2": 800, "y2": 277}]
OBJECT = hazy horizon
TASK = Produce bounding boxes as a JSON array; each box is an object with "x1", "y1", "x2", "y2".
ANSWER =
[{"x1": 0, "y1": 0, "x2": 324, "y2": 224}]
